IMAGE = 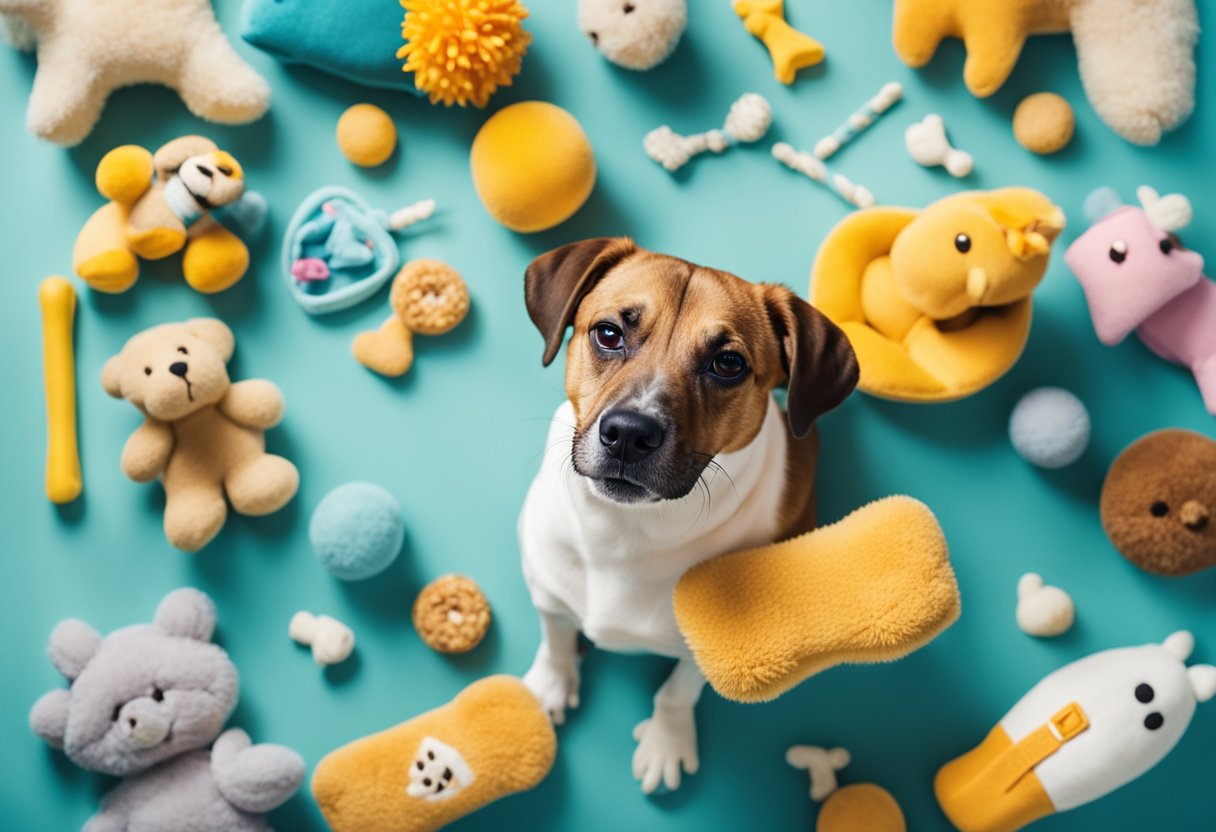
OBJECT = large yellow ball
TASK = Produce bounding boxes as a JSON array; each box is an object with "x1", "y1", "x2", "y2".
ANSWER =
[{"x1": 470, "y1": 102, "x2": 596, "y2": 233}]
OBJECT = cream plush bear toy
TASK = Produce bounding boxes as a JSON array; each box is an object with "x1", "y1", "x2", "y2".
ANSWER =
[
  {"x1": 578, "y1": 0, "x2": 686, "y2": 70},
  {"x1": 102, "y1": 319, "x2": 299, "y2": 552}
]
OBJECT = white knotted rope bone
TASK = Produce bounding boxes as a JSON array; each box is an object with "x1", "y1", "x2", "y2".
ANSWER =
[
  {"x1": 772, "y1": 142, "x2": 875, "y2": 209},
  {"x1": 645, "y1": 93, "x2": 772, "y2": 172}
]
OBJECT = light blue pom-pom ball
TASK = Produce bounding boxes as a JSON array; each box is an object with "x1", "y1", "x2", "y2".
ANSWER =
[
  {"x1": 1009, "y1": 388, "x2": 1091, "y2": 469},
  {"x1": 310, "y1": 482, "x2": 404, "y2": 580}
]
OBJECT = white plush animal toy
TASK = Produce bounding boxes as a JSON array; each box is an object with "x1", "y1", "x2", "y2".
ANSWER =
[
  {"x1": 936, "y1": 631, "x2": 1216, "y2": 832},
  {"x1": 578, "y1": 0, "x2": 687, "y2": 70}
]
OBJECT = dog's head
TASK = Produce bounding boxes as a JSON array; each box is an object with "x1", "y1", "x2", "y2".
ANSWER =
[
  {"x1": 153, "y1": 136, "x2": 246, "y2": 210},
  {"x1": 525, "y1": 238, "x2": 858, "y2": 504}
]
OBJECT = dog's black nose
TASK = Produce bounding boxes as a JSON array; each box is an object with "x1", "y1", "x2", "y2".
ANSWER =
[
  {"x1": 196, "y1": 164, "x2": 214, "y2": 179},
  {"x1": 169, "y1": 362, "x2": 188, "y2": 378},
  {"x1": 600, "y1": 409, "x2": 665, "y2": 463}
]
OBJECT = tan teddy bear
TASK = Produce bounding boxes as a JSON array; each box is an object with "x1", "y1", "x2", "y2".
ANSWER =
[
  {"x1": 74, "y1": 136, "x2": 253, "y2": 295},
  {"x1": 102, "y1": 318, "x2": 299, "y2": 552}
]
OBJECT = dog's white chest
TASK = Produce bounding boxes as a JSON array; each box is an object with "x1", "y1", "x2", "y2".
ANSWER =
[{"x1": 519, "y1": 400, "x2": 787, "y2": 658}]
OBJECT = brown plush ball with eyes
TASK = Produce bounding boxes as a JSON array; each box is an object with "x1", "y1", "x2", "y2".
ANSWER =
[{"x1": 1100, "y1": 429, "x2": 1216, "y2": 576}]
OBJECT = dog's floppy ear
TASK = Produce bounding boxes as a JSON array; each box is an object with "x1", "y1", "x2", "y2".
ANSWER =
[
  {"x1": 525, "y1": 237, "x2": 637, "y2": 366},
  {"x1": 762, "y1": 285, "x2": 858, "y2": 439}
]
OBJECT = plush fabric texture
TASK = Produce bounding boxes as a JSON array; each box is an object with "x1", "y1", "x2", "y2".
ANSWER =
[
  {"x1": 39, "y1": 276, "x2": 82, "y2": 505},
  {"x1": 817, "y1": 783, "x2": 906, "y2": 832},
  {"x1": 673, "y1": 496, "x2": 960, "y2": 703},
  {"x1": 935, "y1": 632, "x2": 1215, "y2": 832},
  {"x1": 74, "y1": 136, "x2": 263, "y2": 295},
  {"x1": 1100, "y1": 429, "x2": 1216, "y2": 577},
  {"x1": 309, "y1": 482, "x2": 405, "y2": 580},
  {"x1": 1015, "y1": 573, "x2": 1075, "y2": 638},
  {"x1": 337, "y1": 104, "x2": 397, "y2": 167},
  {"x1": 0, "y1": 0, "x2": 268, "y2": 146},
  {"x1": 811, "y1": 189, "x2": 1064, "y2": 403},
  {"x1": 241, "y1": 0, "x2": 423, "y2": 92},
  {"x1": 734, "y1": 0, "x2": 824, "y2": 84},
  {"x1": 101, "y1": 319, "x2": 299, "y2": 552},
  {"x1": 1012, "y1": 93, "x2": 1074, "y2": 155},
  {"x1": 578, "y1": 0, "x2": 686, "y2": 71},
  {"x1": 1065, "y1": 188, "x2": 1214, "y2": 414},
  {"x1": 312, "y1": 675, "x2": 556, "y2": 832},
  {"x1": 891, "y1": 0, "x2": 1197, "y2": 145},
  {"x1": 29, "y1": 589, "x2": 305, "y2": 831},
  {"x1": 470, "y1": 102, "x2": 596, "y2": 233}
]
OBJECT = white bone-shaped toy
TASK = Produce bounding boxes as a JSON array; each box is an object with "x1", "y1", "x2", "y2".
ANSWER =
[
  {"x1": 1016, "y1": 573, "x2": 1075, "y2": 638},
  {"x1": 772, "y1": 143, "x2": 875, "y2": 209},
  {"x1": 786, "y1": 745, "x2": 851, "y2": 801},
  {"x1": 645, "y1": 93, "x2": 772, "y2": 172},
  {"x1": 905, "y1": 114, "x2": 973, "y2": 178},
  {"x1": 289, "y1": 611, "x2": 355, "y2": 666}
]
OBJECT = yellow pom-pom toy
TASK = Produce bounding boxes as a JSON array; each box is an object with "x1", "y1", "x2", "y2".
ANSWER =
[
  {"x1": 470, "y1": 101, "x2": 596, "y2": 233},
  {"x1": 398, "y1": 0, "x2": 531, "y2": 108}
]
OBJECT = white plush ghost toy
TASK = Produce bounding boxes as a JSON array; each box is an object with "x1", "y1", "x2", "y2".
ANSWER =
[{"x1": 577, "y1": 0, "x2": 687, "y2": 70}]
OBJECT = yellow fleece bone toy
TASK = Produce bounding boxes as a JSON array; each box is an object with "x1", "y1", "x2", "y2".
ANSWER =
[
  {"x1": 73, "y1": 136, "x2": 256, "y2": 294},
  {"x1": 39, "y1": 276, "x2": 81, "y2": 504},
  {"x1": 675, "y1": 496, "x2": 960, "y2": 702},
  {"x1": 734, "y1": 0, "x2": 824, "y2": 84},
  {"x1": 811, "y1": 189, "x2": 1064, "y2": 402},
  {"x1": 312, "y1": 676, "x2": 555, "y2": 832}
]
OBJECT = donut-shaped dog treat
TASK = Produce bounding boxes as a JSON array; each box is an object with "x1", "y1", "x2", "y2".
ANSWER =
[
  {"x1": 391, "y1": 259, "x2": 470, "y2": 336},
  {"x1": 412, "y1": 574, "x2": 491, "y2": 654}
]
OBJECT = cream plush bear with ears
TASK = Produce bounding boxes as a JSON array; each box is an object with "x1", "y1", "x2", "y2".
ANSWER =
[{"x1": 102, "y1": 319, "x2": 299, "y2": 552}]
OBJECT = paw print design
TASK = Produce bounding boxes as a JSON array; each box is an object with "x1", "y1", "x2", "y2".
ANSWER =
[{"x1": 406, "y1": 737, "x2": 474, "y2": 801}]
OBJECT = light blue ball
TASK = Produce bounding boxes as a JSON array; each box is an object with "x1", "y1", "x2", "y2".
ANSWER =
[
  {"x1": 1009, "y1": 388, "x2": 1091, "y2": 469},
  {"x1": 310, "y1": 482, "x2": 405, "y2": 580}
]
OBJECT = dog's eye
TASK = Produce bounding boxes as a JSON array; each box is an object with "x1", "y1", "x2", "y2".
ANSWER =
[
  {"x1": 954, "y1": 233, "x2": 971, "y2": 254},
  {"x1": 1109, "y1": 240, "x2": 1128, "y2": 264},
  {"x1": 151, "y1": 687, "x2": 164, "y2": 702},
  {"x1": 591, "y1": 323, "x2": 625, "y2": 353},
  {"x1": 144, "y1": 367, "x2": 152, "y2": 376},
  {"x1": 177, "y1": 346, "x2": 188, "y2": 355},
  {"x1": 709, "y1": 352, "x2": 748, "y2": 382},
  {"x1": 217, "y1": 165, "x2": 233, "y2": 177},
  {"x1": 623, "y1": 2, "x2": 635, "y2": 11},
  {"x1": 1135, "y1": 683, "x2": 1155, "y2": 703},
  {"x1": 1151, "y1": 501, "x2": 1169, "y2": 517},
  {"x1": 1159, "y1": 237, "x2": 1174, "y2": 255}
]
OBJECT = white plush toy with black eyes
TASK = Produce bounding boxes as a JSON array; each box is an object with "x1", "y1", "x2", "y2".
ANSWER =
[{"x1": 578, "y1": 0, "x2": 687, "y2": 70}]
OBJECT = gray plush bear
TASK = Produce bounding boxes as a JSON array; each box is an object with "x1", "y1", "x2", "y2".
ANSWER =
[{"x1": 29, "y1": 588, "x2": 305, "y2": 831}]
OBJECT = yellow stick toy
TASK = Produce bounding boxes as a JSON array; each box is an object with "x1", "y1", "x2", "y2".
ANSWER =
[{"x1": 39, "y1": 276, "x2": 82, "y2": 504}]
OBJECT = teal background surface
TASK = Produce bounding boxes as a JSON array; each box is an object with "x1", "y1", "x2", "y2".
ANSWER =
[{"x1": 2, "y1": 1, "x2": 1214, "y2": 829}]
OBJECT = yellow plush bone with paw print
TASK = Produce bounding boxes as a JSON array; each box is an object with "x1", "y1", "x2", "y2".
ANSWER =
[
  {"x1": 734, "y1": 0, "x2": 824, "y2": 84},
  {"x1": 73, "y1": 136, "x2": 255, "y2": 294},
  {"x1": 675, "y1": 496, "x2": 960, "y2": 703},
  {"x1": 811, "y1": 189, "x2": 1064, "y2": 403}
]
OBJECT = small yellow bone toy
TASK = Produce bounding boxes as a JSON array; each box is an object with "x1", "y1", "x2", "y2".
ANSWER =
[
  {"x1": 39, "y1": 276, "x2": 82, "y2": 504},
  {"x1": 734, "y1": 0, "x2": 824, "y2": 84},
  {"x1": 352, "y1": 259, "x2": 470, "y2": 377}
]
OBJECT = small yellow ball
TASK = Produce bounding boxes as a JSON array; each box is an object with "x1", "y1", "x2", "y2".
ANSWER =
[
  {"x1": 336, "y1": 104, "x2": 397, "y2": 167},
  {"x1": 817, "y1": 784, "x2": 906, "y2": 832},
  {"x1": 1013, "y1": 93, "x2": 1075, "y2": 155},
  {"x1": 470, "y1": 102, "x2": 596, "y2": 233}
]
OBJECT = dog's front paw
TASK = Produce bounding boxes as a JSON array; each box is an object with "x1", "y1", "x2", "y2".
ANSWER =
[
  {"x1": 523, "y1": 653, "x2": 580, "y2": 726},
  {"x1": 632, "y1": 705, "x2": 699, "y2": 794}
]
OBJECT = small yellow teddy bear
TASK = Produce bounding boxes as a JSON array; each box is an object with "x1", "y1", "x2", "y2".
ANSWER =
[
  {"x1": 73, "y1": 136, "x2": 256, "y2": 294},
  {"x1": 102, "y1": 318, "x2": 299, "y2": 551}
]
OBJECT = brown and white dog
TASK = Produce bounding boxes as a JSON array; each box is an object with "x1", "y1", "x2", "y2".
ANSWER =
[{"x1": 518, "y1": 238, "x2": 858, "y2": 793}]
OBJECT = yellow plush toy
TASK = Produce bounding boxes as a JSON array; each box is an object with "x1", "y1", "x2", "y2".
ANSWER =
[
  {"x1": 675, "y1": 496, "x2": 960, "y2": 703},
  {"x1": 312, "y1": 676, "x2": 555, "y2": 832},
  {"x1": 810, "y1": 189, "x2": 1064, "y2": 403},
  {"x1": 73, "y1": 136, "x2": 260, "y2": 294}
]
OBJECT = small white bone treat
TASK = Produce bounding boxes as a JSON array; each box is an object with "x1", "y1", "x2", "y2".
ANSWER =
[
  {"x1": 388, "y1": 198, "x2": 437, "y2": 232},
  {"x1": 644, "y1": 93, "x2": 772, "y2": 172},
  {"x1": 786, "y1": 744, "x2": 851, "y2": 801},
  {"x1": 1015, "y1": 573, "x2": 1076, "y2": 638},
  {"x1": 814, "y1": 82, "x2": 903, "y2": 160},
  {"x1": 905, "y1": 114, "x2": 973, "y2": 178},
  {"x1": 289, "y1": 611, "x2": 356, "y2": 666},
  {"x1": 772, "y1": 143, "x2": 875, "y2": 209}
]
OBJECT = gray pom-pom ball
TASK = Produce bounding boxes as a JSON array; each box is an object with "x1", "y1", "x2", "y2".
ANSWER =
[{"x1": 1009, "y1": 387, "x2": 1091, "y2": 469}]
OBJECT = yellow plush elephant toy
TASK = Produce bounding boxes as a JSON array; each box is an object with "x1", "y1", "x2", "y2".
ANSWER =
[
  {"x1": 73, "y1": 136, "x2": 261, "y2": 294},
  {"x1": 811, "y1": 188, "x2": 1065, "y2": 403}
]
